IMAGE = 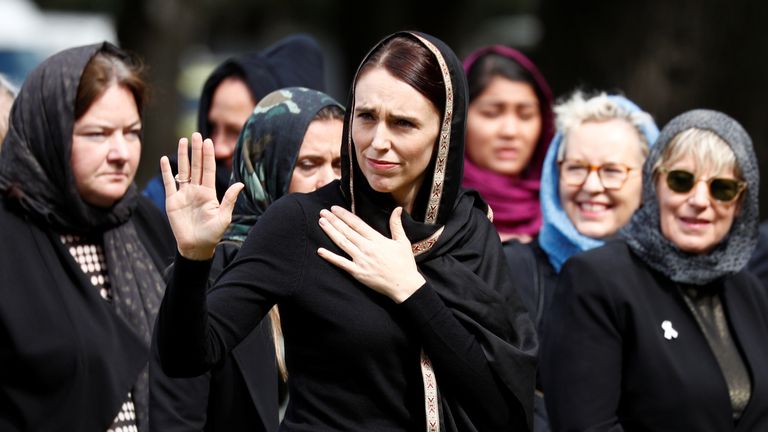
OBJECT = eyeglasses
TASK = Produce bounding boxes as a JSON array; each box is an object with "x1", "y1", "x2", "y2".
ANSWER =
[
  {"x1": 558, "y1": 160, "x2": 636, "y2": 190},
  {"x1": 659, "y1": 168, "x2": 746, "y2": 202}
]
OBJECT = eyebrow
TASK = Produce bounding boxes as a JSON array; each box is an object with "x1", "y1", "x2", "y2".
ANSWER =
[
  {"x1": 476, "y1": 99, "x2": 539, "y2": 108},
  {"x1": 75, "y1": 119, "x2": 142, "y2": 130}
]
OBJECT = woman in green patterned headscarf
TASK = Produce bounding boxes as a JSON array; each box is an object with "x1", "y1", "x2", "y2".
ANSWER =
[{"x1": 150, "y1": 86, "x2": 344, "y2": 432}]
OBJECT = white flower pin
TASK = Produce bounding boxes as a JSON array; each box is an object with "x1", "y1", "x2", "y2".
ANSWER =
[{"x1": 661, "y1": 320, "x2": 678, "y2": 340}]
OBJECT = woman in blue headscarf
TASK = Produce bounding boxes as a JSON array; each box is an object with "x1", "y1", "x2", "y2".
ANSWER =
[{"x1": 504, "y1": 90, "x2": 658, "y2": 431}]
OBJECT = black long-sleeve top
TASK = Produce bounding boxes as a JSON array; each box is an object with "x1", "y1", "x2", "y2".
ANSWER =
[{"x1": 157, "y1": 185, "x2": 515, "y2": 431}]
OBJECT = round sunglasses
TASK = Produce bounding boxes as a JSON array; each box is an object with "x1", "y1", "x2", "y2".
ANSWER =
[{"x1": 659, "y1": 167, "x2": 746, "y2": 202}]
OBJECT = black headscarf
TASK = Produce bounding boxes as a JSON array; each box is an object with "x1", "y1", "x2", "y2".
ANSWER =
[
  {"x1": 223, "y1": 87, "x2": 344, "y2": 242},
  {"x1": 0, "y1": 42, "x2": 165, "y2": 430},
  {"x1": 340, "y1": 31, "x2": 537, "y2": 430},
  {"x1": 621, "y1": 109, "x2": 759, "y2": 285},
  {"x1": 197, "y1": 34, "x2": 327, "y2": 200}
]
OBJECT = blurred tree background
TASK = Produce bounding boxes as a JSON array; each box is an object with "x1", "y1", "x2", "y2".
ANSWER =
[{"x1": 22, "y1": 0, "x2": 768, "y2": 217}]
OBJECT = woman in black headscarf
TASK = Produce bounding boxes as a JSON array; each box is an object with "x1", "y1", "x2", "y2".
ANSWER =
[
  {"x1": 150, "y1": 87, "x2": 345, "y2": 432},
  {"x1": 0, "y1": 43, "x2": 174, "y2": 431},
  {"x1": 541, "y1": 110, "x2": 768, "y2": 431},
  {"x1": 142, "y1": 34, "x2": 327, "y2": 211},
  {"x1": 156, "y1": 31, "x2": 537, "y2": 431}
]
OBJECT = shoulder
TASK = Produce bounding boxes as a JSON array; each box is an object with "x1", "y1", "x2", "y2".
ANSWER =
[
  {"x1": 563, "y1": 240, "x2": 636, "y2": 274},
  {"x1": 259, "y1": 181, "x2": 344, "y2": 226},
  {"x1": 559, "y1": 240, "x2": 653, "y2": 301},
  {"x1": 241, "y1": 183, "x2": 344, "y2": 253},
  {"x1": 0, "y1": 196, "x2": 43, "y2": 242},
  {"x1": 0, "y1": 196, "x2": 23, "y2": 226},
  {"x1": 727, "y1": 270, "x2": 768, "y2": 306},
  {"x1": 503, "y1": 239, "x2": 550, "y2": 271}
]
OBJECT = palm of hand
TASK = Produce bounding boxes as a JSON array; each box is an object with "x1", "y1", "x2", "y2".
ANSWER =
[
  {"x1": 166, "y1": 183, "x2": 230, "y2": 253},
  {"x1": 160, "y1": 133, "x2": 243, "y2": 260}
]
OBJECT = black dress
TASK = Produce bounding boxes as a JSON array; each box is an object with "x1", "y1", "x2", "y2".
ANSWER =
[
  {"x1": 541, "y1": 241, "x2": 768, "y2": 431},
  {"x1": 0, "y1": 196, "x2": 174, "y2": 430}
]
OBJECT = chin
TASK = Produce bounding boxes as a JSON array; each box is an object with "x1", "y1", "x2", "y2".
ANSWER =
[
  {"x1": 574, "y1": 221, "x2": 617, "y2": 240},
  {"x1": 674, "y1": 239, "x2": 717, "y2": 255}
]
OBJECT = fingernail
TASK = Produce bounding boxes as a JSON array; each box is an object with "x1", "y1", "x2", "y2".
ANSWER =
[{"x1": 319, "y1": 209, "x2": 330, "y2": 217}]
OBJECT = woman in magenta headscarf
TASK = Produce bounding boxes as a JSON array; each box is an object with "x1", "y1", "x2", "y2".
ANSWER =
[{"x1": 462, "y1": 46, "x2": 554, "y2": 243}]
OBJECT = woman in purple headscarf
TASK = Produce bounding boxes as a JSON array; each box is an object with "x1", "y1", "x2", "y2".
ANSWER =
[{"x1": 462, "y1": 46, "x2": 554, "y2": 244}]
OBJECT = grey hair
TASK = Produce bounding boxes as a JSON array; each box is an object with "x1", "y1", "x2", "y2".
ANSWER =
[
  {"x1": 555, "y1": 90, "x2": 654, "y2": 161},
  {"x1": 652, "y1": 128, "x2": 740, "y2": 181}
]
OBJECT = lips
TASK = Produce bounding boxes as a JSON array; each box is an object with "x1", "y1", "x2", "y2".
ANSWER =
[
  {"x1": 365, "y1": 157, "x2": 399, "y2": 171},
  {"x1": 575, "y1": 201, "x2": 613, "y2": 219},
  {"x1": 100, "y1": 172, "x2": 128, "y2": 180},
  {"x1": 679, "y1": 216, "x2": 711, "y2": 228},
  {"x1": 494, "y1": 147, "x2": 519, "y2": 160}
]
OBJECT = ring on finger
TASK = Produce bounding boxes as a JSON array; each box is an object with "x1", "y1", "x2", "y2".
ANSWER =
[{"x1": 174, "y1": 173, "x2": 191, "y2": 184}]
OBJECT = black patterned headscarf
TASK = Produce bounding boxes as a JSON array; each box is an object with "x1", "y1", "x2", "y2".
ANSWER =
[
  {"x1": 0, "y1": 42, "x2": 165, "y2": 430},
  {"x1": 223, "y1": 87, "x2": 344, "y2": 243},
  {"x1": 340, "y1": 31, "x2": 537, "y2": 431},
  {"x1": 621, "y1": 109, "x2": 759, "y2": 285}
]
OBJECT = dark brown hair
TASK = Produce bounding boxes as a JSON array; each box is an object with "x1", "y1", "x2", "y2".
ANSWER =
[
  {"x1": 467, "y1": 53, "x2": 538, "y2": 103},
  {"x1": 75, "y1": 45, "x2": 147, "y2": 120},
  {"x1": 359, "y1": 35, "x2": 445, "y2": 114}
]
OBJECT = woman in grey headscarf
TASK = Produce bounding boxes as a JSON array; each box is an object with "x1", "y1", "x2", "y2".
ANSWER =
[{"x1": 541, "y1": 109, "x2": 768, "y2": 431}]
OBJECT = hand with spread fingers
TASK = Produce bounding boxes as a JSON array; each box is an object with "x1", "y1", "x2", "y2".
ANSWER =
[
  {"x1": 160, "y1": 132, "x2": 244, "y2": 260},
  {"x1": 317, "y1": 206, "x2": 426, "y2": 303}
]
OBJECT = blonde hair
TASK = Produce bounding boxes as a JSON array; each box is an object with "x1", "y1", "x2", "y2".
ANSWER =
[
  {"x1": 0, "y1": 74, "x2": 16, "y2": 147},
  {"x1": 653, "y1": 128, "x2": 741, "y2": 180},
  {"x1": 555, "y1": 91, "x2": 653, "y2": 161}
]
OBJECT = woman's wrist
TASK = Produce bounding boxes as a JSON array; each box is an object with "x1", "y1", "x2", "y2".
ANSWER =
[
  {"x1": 391, "y1": 273, "x2": 427, "y2": 304},
  {"x1": 177, "y1": 245, "x2": 216, "y2": 261}
]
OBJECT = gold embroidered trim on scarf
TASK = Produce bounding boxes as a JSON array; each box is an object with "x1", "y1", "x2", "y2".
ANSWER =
[
  {"x1": 410, "y1": 33, "x2": 453, "y2": 225},
  {"x1": 412, "y1": 226, "x2": 444, "y2": 257},
  {"x1": 420, "y1": 350, "x2": 440, "y2": 432}
]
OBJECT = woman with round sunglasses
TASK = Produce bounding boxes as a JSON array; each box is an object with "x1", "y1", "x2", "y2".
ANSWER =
[
  {"x1": 504, "y1": 90, "x2": 658, "y2": 431},
  {"x1": 541, "y1": 109, "x2": 768, "y2": 431}
]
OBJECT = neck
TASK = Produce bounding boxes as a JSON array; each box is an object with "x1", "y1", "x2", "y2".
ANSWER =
[{"x1": 391, "y1": 179, "x2": 424, "y2": 214}]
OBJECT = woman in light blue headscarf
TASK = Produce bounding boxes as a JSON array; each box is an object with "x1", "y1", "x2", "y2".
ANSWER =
[{"x1": 504, "y1": 90, "x2": 658, "y2": 432}]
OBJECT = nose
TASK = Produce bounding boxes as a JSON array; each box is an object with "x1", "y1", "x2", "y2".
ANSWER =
[
  {"x1": 212, "y1": 130, "x2": 235, "y2": 162},
  {"x1": 499, "y1": 114, "x2": 519, "y2": 137},
  {"x1": 370, "y1": 123, "x2": 392, "y2": 151},
  {"x1": 315, "y1": 164, "x2": 338, "y2": 189},
  {"x1": 688, "y1": 180, "x2": 710, "y2": 208},
  {"x1": 581, "y1": 169, "x2": 605, "y2": 193},
  {"x1": 107, "y1": 134, "x2": 130, "y2": 162}
]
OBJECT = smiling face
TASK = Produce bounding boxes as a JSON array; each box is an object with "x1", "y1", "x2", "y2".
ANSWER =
[
  {"x1": 656, "y1": 155, "x2": 740, "y2": 254},
  {"x1": 466, "y1": 77, "x2": 542, "y2": 176},
  {"x1": 71, "y1": 83, "x2": 141, "y2": 208},
  {"x1": 288, "y1": 118, "x2": 344, "y2": 193},
  {"x1": 352, "y1": 66, "x2": 441, "y2": 212},
  {"x1": 559, "y1": 119, "x2": 646, "y2": 238}
]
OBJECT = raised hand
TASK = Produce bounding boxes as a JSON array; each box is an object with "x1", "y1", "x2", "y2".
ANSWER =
[
  {"x1": 160, "y1": 132, "x2": 243, "y2": 260},
  {"x1": 317, "y1": 206, "x2": 426, "y2": 303}
]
